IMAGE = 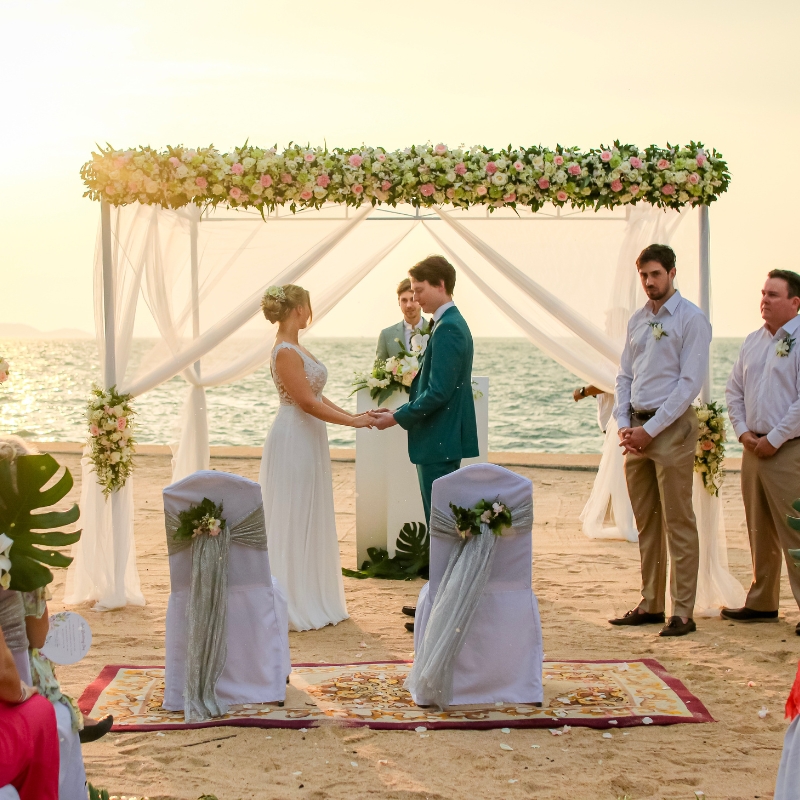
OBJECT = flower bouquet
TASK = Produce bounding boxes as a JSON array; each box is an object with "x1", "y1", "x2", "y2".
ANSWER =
[
  {"x1": 86, "y1": 385, "x2": 136, "y2": 496},
  {"x1": 351, "y1": 330, "x2": 429, "y2": 405},
  {"x1": 172, "y1": 498, "x2": 225, "y2": 543},
  {"x1": 694, "y1": 401, "x2": 726, "y2": 496},
  {"x1": 0, "y1": 356, "x2": 9, "y2": 384},
  {"x1": 450, "y1": 498, "x2": 513, "y2": 538}
]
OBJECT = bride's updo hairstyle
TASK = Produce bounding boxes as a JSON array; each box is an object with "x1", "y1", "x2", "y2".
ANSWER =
[{"x1": 261, "y1": 284, "x2": 312, "y2": 324}]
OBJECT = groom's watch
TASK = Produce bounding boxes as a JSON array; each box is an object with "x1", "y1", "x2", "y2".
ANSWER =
[{"x1": 579, "y1": 386, "x2": 586, "y2": 398}]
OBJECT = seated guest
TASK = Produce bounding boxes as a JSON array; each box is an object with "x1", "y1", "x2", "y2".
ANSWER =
[
  {"x1": 0, "y1": 627, "x2": 59, "y2": 800},
  {"x1": 376, "y1": 278, "x2": 428, "y2": 360}
]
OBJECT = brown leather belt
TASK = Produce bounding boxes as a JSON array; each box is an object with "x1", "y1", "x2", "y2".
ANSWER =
[{"x1": 631, "y1": 408, "x2": 658, "y2": 422}]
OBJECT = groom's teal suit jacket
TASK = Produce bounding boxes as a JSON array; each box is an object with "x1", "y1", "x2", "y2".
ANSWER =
[{"x1": 393, "y1": 306, "x2": 479, "y2": 466}]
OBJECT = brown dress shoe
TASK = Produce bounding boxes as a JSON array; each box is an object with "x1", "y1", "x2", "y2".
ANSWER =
[
  {"x1": 720, "y1": 606, "x2": 778, "y2": 622},
  {"x1": 402, "y1": 605, "x2": 416, "y2": 617},
  {"x1": 609, "y1": 609, "x2": 665, "y2": 626},
  {"x1": 404, "y1": 621, "x2": 414, "y2": 633},
  {"x1": 659, "y1": 616, "x2": 696, "y2": 637}
]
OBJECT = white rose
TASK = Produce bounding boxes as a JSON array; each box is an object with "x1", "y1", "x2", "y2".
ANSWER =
[
  {"x1": 446, "y1": 171, "x2": 456, "y2": 182},
  {"x1": 242, "y1": 157, "x2": 256, "y2": 169},
  {"x1": 110, "y1": 451, "x2": 121, "y2": 464},
  {"x1": 250, "y1": 182, "x2": 263, "y2": 195},
  {"x1": 112, "y1": 405, "x2": 124, "y2": 417},
  {"x1": 532, "y1": 156, "x2": 544, "y2": 169},
  {"x1": 175, "y1": 165, "x2": 189, "y2": 179}
]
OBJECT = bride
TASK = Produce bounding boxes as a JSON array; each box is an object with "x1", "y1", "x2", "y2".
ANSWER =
[{"x1": 258, "y1": 284, "x2": 372, "y2": 631}]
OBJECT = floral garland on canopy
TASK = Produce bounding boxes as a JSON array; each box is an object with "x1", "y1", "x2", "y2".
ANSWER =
[{"x1": 81, "y1": 141, "x2": 729, "y2": 213}]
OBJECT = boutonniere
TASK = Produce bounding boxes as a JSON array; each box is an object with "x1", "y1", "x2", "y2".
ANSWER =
[
  {"x1": 776, "y1": 333, "x2": 795, "y2": 358},
  {"x1": 647, "y1": 321, "x2": 668, "y2": 340}
]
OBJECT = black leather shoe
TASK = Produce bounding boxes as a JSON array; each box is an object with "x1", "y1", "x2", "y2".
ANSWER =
[
  {"x1": 404, "y1": 621, "x2": 414, "y2": 633},
  {"x1": 402, "y1": 605, "x2": 416, "y2": 618},
  {"x1": 720, "y1": 606, "x2": 779, "y2": 622},
  {"x1": 659, "y1": 617, "x2": 696, "y2": 637},
  {"x1": 79, "y1": 715, "x2": 113, "y2": 743},
  {"x1": 609, "y1": 609, "x2": 665, "y2": 626},
  {"x1": 796, "y1": 622, "x2": 800, "y2": 637}
]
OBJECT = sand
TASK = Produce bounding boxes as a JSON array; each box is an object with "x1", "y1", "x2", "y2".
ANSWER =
[{"x1": 39, "y1": 449, "x2": 797, "y2": 800}]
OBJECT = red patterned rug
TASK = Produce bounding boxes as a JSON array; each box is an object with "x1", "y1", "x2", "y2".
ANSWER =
[{"x1": 78, "y1": 659, "x2": 713, "y2": 732}]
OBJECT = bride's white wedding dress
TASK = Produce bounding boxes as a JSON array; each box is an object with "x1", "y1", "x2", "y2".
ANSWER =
[{"x1": 259, "y1": 342, "x2": 349, "y2": 631}]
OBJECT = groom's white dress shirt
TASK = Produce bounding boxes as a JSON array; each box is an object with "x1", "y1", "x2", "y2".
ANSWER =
[
  {"x1": 726, "y1": 314, "x2": 800, "y2": 449},
  {"x1": 614, "y1": 290, "x2": 711, "y2": 438},
  {"x1": 432, "y1": 301, "x2": 455, "y2": 325}
]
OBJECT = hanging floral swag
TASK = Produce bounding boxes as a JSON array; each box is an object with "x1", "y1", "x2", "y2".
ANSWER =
[
  {"x1": 82, "y1": 141, "x2": 729, "y2": 214},
  {"x1": 694, "y1": 401, "x2": 726, "y2": 497},
  {"x1": 86, "y1": 385, "x2": 136, "y2": 496}
]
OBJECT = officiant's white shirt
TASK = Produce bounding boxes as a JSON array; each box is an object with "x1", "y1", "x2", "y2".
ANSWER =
[
  {"x1": 613, "y1": 291, "x2": 711, "y2": 437},
  {"x1": 403, "y1": 316, "x2": 427, "y2": 350},
  {"x1": 726, "y1": 314, "x2": 800, "y2": 449}
]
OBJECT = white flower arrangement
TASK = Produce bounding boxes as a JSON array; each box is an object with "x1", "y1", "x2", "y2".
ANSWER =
[
  {"x1": 776, "y1": 333, "x2": 795, "y2": 358},
  {"x1": 81, "y1": 142, "x2": 729, "y2": 213},
  {"x1": 86, "y1": 385, "x2": 136, "y2": 496},
  {"x1": 694, "y1": 401, "x2": 726, "y2": 497},
  {"x1": 647, "y1": 321, "x2": 668, "y2": 340},
  {"x1": 0, "y1": 356, "x2": 9, "y2": 383},
  {"x1": 0, "y1": 533, "x2": 13, "y2": 590}
]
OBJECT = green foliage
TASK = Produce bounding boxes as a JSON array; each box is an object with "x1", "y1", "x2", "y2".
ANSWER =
[
  {"x1": 0, "y1": 454, "x2": 81, "y2": 591},
  {"x1": 87, "y1": 784, "x2": 110, "y2": 800},
  {"x1": 788, "y1": 499, "x2": 800, "y2": 568},
  {"x1": 172, "y1": 497, "x2": 225, "y2": 542},
  {"x1": 450, "y1": 498, "x2": 513, "y2": 537},
  {"x1": 342, "y1": 521, "x2": 429, "y2": 581}
]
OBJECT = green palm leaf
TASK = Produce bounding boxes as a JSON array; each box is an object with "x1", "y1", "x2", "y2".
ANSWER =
[{"x1": 341, "y1": 522, "x2": 428, "y2": 580}]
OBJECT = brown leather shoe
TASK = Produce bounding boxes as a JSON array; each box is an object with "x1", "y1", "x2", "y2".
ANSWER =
[
  {"x1": 404, "y1": 621, "x2": 414, "y2": 633},
  {"x1": 659, "y1": 616, "x2": 696, "y2": 637},
  {"x1": 720, "y1": 606, "x2": 778, "y2": 622},
  {"x1": 609, "y1": 609, "x2": 665, "y2": 626},
  {"x1": 402, "y1": 605, "x2": 416, "y2": 618}
]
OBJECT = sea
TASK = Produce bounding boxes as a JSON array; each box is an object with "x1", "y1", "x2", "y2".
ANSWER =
[{"x1": 0, "y1": 338, "x2": 744, "y2": 455}]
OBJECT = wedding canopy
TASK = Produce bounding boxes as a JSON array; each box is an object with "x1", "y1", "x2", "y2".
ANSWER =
[{"x1": 66, "y1": 141, "x2": 742, "y2": 614}]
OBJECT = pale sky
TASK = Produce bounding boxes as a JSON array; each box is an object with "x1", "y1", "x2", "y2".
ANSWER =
[{"x1": 1, "y1": 0, "x2": 798, "y2": 338}]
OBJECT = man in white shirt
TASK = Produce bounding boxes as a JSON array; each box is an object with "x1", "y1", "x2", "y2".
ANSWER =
[
  {"x1": 376, "y1": 278, "x2": 427, "y2": 360},
  {"x1": 723, "y1": 269, "x2": 800, "y2": 634},
  {"x1": 610, "y1": 244, "x2": 712, "y2": 637}
]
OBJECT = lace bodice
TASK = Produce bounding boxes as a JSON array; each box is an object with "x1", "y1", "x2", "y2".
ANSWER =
[{"x1": 271, "y1": 342, "x2": 328, "y2": 406}]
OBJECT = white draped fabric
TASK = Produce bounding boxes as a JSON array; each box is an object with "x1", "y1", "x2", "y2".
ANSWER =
[{"x1": 70, "y1": 199, "x2": 743, "y2": 615}]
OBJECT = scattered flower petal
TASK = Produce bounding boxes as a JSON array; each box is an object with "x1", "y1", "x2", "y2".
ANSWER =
[
  {"x1": 531, "y1": 744, "x2": 540, "y2": 748},
  {"x1": 350, "y1": 761, "x2": 358, "y2": 767},
  {"x1": 642, "y1": 717, "x2": 653, "y2": 725},
  {"x1": 299, "y1": 728, "x2": 308, "y2": 733},
  {"x1": 292, "y1": 771, "x2": 302, "y2": 776},
  {"x1": 500, "y1": 743, "x2": 513, "y2": 751},
  {"x1": 501, "y1": 727, "x2": 511, "y2": 734},
  {"x1": 617, "y1": 663, "x2": 629, "y2": 672},
  {"x1": 508, "y1": 779, "x2": 518, "y2": 784},
  {"x1": 550, "y1": 729, "x2": 563, "y2": 736},
  {"x1": 415, "y1": 726, "x2": 427, "y2": 733},
  {"x1": 758, "y1": 707, "x2": 769, "y2": 719},
  {"x1": 608, "y1": 720, "x2": 618, "y2": 726},
  {"x1": 377, "y1": 760, "x2": 388, "y2": 766},
  {"x1": 747, "y1": 681, "x2": 756, "y2": 687},
  {"x1": 602, "y1": 732, "x2": 613, "y2": 739}
]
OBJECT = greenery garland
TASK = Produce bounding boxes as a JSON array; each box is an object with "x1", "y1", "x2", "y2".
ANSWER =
[{"x1": 82, "y1": 141, "x2": 728, "y2": 214}]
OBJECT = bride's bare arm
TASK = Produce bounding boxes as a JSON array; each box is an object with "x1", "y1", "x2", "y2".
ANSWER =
[{"x1": 275, "y1": 350, "x2": 372, "y2": 428}]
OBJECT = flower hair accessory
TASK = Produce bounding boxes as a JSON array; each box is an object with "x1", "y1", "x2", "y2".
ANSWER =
[{"x1": 266, "y1": 285, "x2": 287, "y2": 302}]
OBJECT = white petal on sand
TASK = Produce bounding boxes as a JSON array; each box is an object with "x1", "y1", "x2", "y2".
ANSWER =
[
  {"x1": 758, "y1": 707, "x2": 769, "y2": 718},
  {"x1": 501, "y1": 728, "x2": 511, "y2": 734},
  {"x1": 602, "y1": 733, "x2": 613, "y2": 739},
  {"x1": 509, "y1": 779, "x2": 518, "y2": 783},
  {"x1": 608, "y1": 720, "x2": 618, "y2": 725},
  {"x1": 531, "y1": 745, "x2": 540, "y2": 748},
  {"x1": 500, "y1": 743, "x2": 513, "y2": 751},
  {"x1": 642, "y1": 717, "x2": 653, "y2": 725},
  {"x1": 350, "y1": 761, "x2": 358, "y2": 767},
  {"x1": 415, "y1": 726, "x2": 427, "y2": 733},
  {"x1": 550, "y1": 729, "x2": 563, "y2": 736}
]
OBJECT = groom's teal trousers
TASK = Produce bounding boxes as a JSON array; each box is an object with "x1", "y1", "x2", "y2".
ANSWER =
[{"x1": 416, "y1": 459, "x2": 461, "y2": 527}]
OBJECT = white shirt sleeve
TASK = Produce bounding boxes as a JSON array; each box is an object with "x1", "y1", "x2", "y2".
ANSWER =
[
  {"x1": 725, "y1": 345, "x2": 749, "y2": 441},
  {"x1": 767, "y1": 363, "x2": 800, "y2": 448},
  {"x1": 642, "y1": 311, "x2": 711, "y2": 438},
  {"x1": 613, "y1": 319, "x2": 635, "y2": 429}
]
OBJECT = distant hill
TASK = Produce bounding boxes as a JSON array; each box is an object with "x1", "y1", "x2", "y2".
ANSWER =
[{"x1": 0, "y1": 323, "x2": 93, "y2": 340}]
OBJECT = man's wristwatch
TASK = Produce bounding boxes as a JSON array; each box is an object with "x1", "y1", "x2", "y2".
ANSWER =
[{"x1": 579, "y1": 386, "x2": 586, "y2": 398}]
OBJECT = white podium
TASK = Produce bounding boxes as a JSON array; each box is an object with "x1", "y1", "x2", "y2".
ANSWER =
[{"x1": 354, "y1": 377, "x2": 489, "y2": 567}]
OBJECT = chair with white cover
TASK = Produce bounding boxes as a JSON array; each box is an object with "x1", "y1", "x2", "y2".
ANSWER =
[
  {"x1": 408, "y1": 463, "x2": 543, "y2": 708},
  {"x1": 162, "y1": 470, "x2": 290, "y2": 721}
]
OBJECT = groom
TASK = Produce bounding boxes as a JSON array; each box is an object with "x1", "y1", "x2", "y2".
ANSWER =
[{"x1": 371, "y1": 255, "x2": 479, "y2": 628}]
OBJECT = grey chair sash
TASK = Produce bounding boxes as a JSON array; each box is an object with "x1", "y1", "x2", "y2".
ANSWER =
[
  {"x1": 405, "y1": 500, "x2": 533, "y2": 710},
  {"x1": 0, "y1": 589, "x2": 27, "y2": 653},
  {"x1": 164, "y1": 505, "x2": 268, "y2": 722}
]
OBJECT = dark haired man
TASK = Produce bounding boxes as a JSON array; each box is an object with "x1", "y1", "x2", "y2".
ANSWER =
[
  {"x1": 610, "y1": 243, "x2": 712, "y2": 637},
  {"x1": 723, "y1": 270, "x2": 800, "y2": 634},
  {"x1": 375, "y1": 278, "x2": 427, "y2": 360},
  {"x1": 370, "y1": 256, "x2": 479, "y2": 630}
]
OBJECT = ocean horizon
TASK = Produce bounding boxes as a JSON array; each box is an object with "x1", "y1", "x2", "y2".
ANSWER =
[{"x1": 0, "y1": 337, "x2": 744, "y2": 455}]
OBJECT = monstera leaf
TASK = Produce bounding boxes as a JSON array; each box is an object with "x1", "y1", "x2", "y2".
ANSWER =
[
  {"x1": 0, "y1": 454, "x2": 81, "y2": 591},
  {"x1": 341, "y1": 522, "x2": 428, "y2": 580}
]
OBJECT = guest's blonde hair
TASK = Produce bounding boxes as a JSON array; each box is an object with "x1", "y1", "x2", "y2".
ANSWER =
[
  {"x1": 261, "y1": 284, "x2": 312, "y2": 324},
  {"x1": 0, "y1": 436, "x2": 38, "y2": 494}
]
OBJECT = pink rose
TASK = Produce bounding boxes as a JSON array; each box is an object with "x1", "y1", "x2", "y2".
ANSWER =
[
  {"x1": 554, "y1": 155, "x2": 564, "y2": 166},
  {"x1": 503, "y1": 192, "x2": 516, "y2": 202},
  {"x1": 230, "y1": 163, "x2": 244, "y2": 175},
  {"x1": 600, "y1": 151, "x2": 613, "y2": 162},
  {"x1": 229, "y1": 186, "x2": 242, "y2": 200},
  {"x1": 169, "y1": 156, "x2": 181, "y2": 167},
  {"x1": 105, "y1": 185, "x2": 115, "y2": 195},
  {"x1": 538, "y1": 177, "x2": 550, "y2": 189},
  {"x1": 113, "y1": 156, "x2": 129, "y2": 169},
  {"x1": 630, "y1": 157, "x2": 643, "y2": 169},
  {"x1": 316, "y1": 174, "x2": 330, "y2": 188},
  {"x1": 434, "y1": 143, "x2": 448, "y2": 155},
  {"x1": 688, "y1": 172, "x2": 700, "y2": 184},
  {"x1": 556, "y1": 190, "x2": 568, "y2": 202},
  {"x1": 260, "y1": 174, "x2": 273, "y2": 187},
  {"x1": 304, "y1": 152, "x2": 315, "y2": 162},
  {"x1": 381, "y1": 180, "x2": 392, "y2": 191},
  {"x1": 702, "y1": 440, "x2": 714, "y2": 451},
  {"x1": 128, "y1": 181, "x2": 140, "y2": 192},
  {"x1": 513, "y1": 160, "x2": 524, "y2": 171},
  {"x1": 420, "y1": 183, "x2": 436, "y2": 197},
  {"x1": 377, "y1": 153, "x2": 386, "y2": 162},
  {"x1": 195, "y1": 176, "x2": 208, "y2": 189},
  {"x1": 454, "y1": 163, "x2": 467, "y2": 175},
  {"x1": 117, "y1": 417, "x2": 127, "y2": 431},
  {"x1": 657, "y1": 159, "x2": 670, "y2": 170},
  {"x1": 661, "y1": 184, "x2": 676, "y2": 195},
  {"x1": 90, "y1": 424, "x2": 100, "y2": 437},
  {"x1": 281, "y1": 173, "x2": 293, "y2": 184},
  {"x1": 476, "y1": 185, "x2": 488, "y2": 196},
  {"x1": 348, "y1": 154, "x2": 363, "y2": 168},
  {"x1": 696, "y1": 154, "x2": 707, "y2": 166},
  {"x1": 630, "y1": 184, "x2": 640, "y2": 195},
  {"x1": 485, "y1": 161, "x2": 498, "y2": 175},
  {"x1": 446, "y1": 188, "x2": 455, "y2": 199},
  {"x1": 610, "y1": 179, "x2": 623, "y2": 192},
  {"x1": 352, "y1": 183, "x2": 364, "y2": 194},
  {"x1": 300, "y1": 190, "x2": 313, "y2": 200},
  {"x1": 567, "y1": 164, "x2": 581, "y2": 176}
]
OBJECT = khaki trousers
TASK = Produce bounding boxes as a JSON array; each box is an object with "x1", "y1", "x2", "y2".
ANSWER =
[
  {"x1": 624, "y1": 406, "x2": 700, "y2": 619},
  {"x1": 741, "y1": 439, "x2": 800, "y2": 611}
]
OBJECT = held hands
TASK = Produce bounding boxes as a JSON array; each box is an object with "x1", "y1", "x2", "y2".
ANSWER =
[
  {"x1": 618, "y1": 426, "x2": 653, "y2": 455},
  {"x1": 351, "y1": 413, "x2": 374, "y2": 429},
  {"x1": 368, "y1": 410, "x2": 398, "y2": 430}
]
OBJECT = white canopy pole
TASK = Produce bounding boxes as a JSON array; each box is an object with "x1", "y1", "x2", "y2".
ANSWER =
[
  {"x1": 699, "y1": 204, "x2": 711, "y2": 403},
  {"x1": 100, "y1": 199, "x2": 116, "y2": 388},
  {"x1": 190, "y1": 207, "x2": 201, "y2": 377}
]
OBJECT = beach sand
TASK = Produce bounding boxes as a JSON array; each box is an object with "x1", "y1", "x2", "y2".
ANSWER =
[{"x1": 41, "y1": 450, "x2": 797, "y2": 800}]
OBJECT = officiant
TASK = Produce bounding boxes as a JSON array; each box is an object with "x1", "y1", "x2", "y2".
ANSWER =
[{"x1": 375, "y1": 278, "x2": 428, "y2": 360}]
